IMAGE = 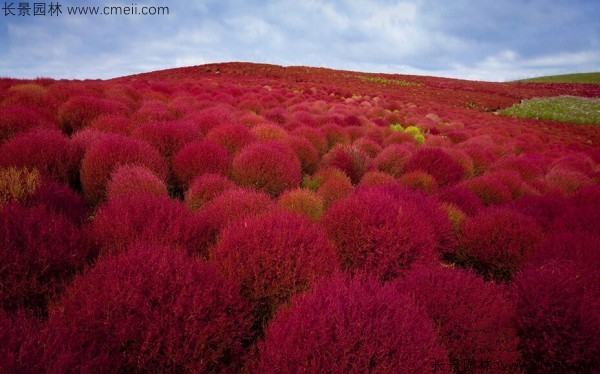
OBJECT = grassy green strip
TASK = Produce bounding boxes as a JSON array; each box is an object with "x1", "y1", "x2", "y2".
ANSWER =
[
  {"x1": 499, "y1": 95, "x2": 600, "y2": 125},
  {"x1": 516, "y1": 72, "x2": 600, "y2": 84}
]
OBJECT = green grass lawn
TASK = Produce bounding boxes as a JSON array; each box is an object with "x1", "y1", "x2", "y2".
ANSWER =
[
  {"x1": 516, "y1": 72, "x2": 600, "y2": 84},
  {"x1": 499, "y1": 95, "x2": 600, "y2": 125}
]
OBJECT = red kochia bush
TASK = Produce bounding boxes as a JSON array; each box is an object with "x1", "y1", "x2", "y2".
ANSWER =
[
  {"x1": 0, "y1": 105, "x2": 55, "y2": 140},
  {"x1": 80, "y1": 134, "x2": 167, "y2": 204},
  {"x1": 512, "y1": 260, "x2": 599, "y2": 373},
  {"x1": 28, "y1": 180, "x2": 88, "y2": 224},
  {"x1": 42, "y1": 245, "x2": 253, "y2": 373},
  {"x1": 404, "y1": 147, "x2": 464, "y2": 187},
  {"x1": 0, "y1": 310, "x2": 42, "y2": 372},
  {"x1": 131, "y1": 120, "x2": 199, "y2": 162},
  {"x1": 0, "y1": 204, "x2": 91, "y2": 314},
  {"x1": 172, "y1": 139, "x2": 230, "y2": 188},
  {"x1": 397, "y1": 266, "x2": 520, "y2": 372},
  {"x1": 91, "y1": 193, "x2": 207, "y2": 258},
  {"x1": 323, "y1": 188, "x2": 437, "y2": 280},
  {"x1": 231, "y1": 142, "x2": 302, "y2": 196},
  {"x1": 252, "y1": 274, "x2": 448, "y2": 373},
  {"x1": 58, "y1": 96, "x2": 127, "y2": 134},
  {"x1": 211, "y1": 211, "x2": 339, "y2": 323},
  {"x1": 205, "y1": 124, "x2": 256, "y2": 153},
  {"x1": 322, "y1": 144, "x2": 371, "y2": 185},
  {"x1": 0, "y1": 129, "x2": 77, "y2": 185},
  {"x1": 106, "y1": 165, "x2": 168, "y2": 200},
  {"x1": 458, "y1": 207, "x2": 544, "y2": 282},
  {"x1": 373, "y1": 143, "x2": 414, "y2": 177},
  {"x1": 184, "y1": 173, "x2": 236, "y2": 211}
]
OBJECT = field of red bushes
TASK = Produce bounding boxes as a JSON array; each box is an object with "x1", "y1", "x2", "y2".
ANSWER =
[{"x1": 1, "y1": 62, "x2": 599, "y2": 373}]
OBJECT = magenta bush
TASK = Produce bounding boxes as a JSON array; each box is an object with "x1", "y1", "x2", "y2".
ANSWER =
[
  {"x1": 0, "y1": 129, "x2": 77, "y2": 185},
  {"x1": 205, "y1": 123, "x2": 256, "y2": 153},
  {"x1": 0, "y1": 203, "x2": 91, "y2": 314},
  {"x1": 0, "y1": 104, "x2": 55, "y2": 140},
  {"x1": 397, "y1": 265, "x2": 521, "y2": 372},
  {"x1": 42, "y1": 245, "x2": 253, "y2": 373},
  {"x1": 373, "y1": 143, "x2": 414, "y2": 177},
  {"x1": 323, "y1": 187, "x2": 437, "y2": 280},
  {"x1": 172, "y1": 139, "x2": 230, "y2": 188},
  {"x1": 321, "y1": 144, "x2": 371, "y2": 185},
  {"x1": 210, "y1": 210, "x2": 339, "y2": 323},
  {"x1": 28, "y1": 180, "x2": 89, "y2": 224},
  {"x1": 106, "y1": 165, "x2": 168, "y2": 200},
  {"x1": 0, "y1": 310, "x2": 42, "y2": 372},
  {"x1": 131, "y1": 120, "x2": 199, "y2": 162},
  {"x1": 458, "y1": 207, "x2": 544, "y2": 282},
  {"x1": 231, "y1": 142, "x2": 302, "y2": 196},
  {"x1": 285, "y1": 135, "x2": 320, "y2": 175},
  {"x1": 184, "y1": 173, "x2": 236, "y2": 211},
  {"x1": 58, "y1": 96, "x2": 128, "y2": 134},
  {"x1": 252, "y1": 274, "x2": 448, "y2": 373},
  {"x1": 512, "y1": 259, "x2": 599, "y2": 373},
  {"x1": 91, "y1": 193, "x2": 208, "y2": 258},
  {"x1": 80, "y1": 134, "x2": 167, "y2": 204},
  {"x1": 437, "y1": 184, "x2": 484, "y2": 216},
  {"x1": 404, "y1": 147, "x2": 464, "y2": 187}
]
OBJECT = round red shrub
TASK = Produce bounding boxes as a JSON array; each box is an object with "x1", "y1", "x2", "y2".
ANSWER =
[
  {"x1": 88, "y1": 114, "x2": 133, "y2": 135},
  {"x1": 291, "y1": 125, "x2": 328, "y2": 155},
  {"x1": 323, "y1": 188, "x2": 437, "y2": 280},
  {"x1": 512, "y1": 260, "x2": 599, "y2": 373},
  {"x1": 398, "y1": 170, "x2": 438, "y2": 193},
  {"x1": 321, "y1": 123, "x2": 350, "y2": 150},
  {"x1": 0, "y1": 204, "x2": 91, "y2": 314},
  {"x1": 0, "y1": 129, "x2": 77, "y2": 185},
  {"x1": 353, "y1": 136, "x2": 382, "y2": 158},
  {"x1": 231, "y1": 142, "x2": 301, "y2": 196},
  {"x1": 458, "y1": 207, "x2": 544, "y2": 282},
  {"x1": 511, "y1": 194, "x2": 571, "y2": 232},
  {"x1": 80, "y1": 134, "x2": 167, "y2": 204},
  {"x1": 211, "y1": 211, "x2": 339, "y2": 323},
  {"x1": 91, "y1": 193, "x2": 208, "y2": 258},
  {"x1": 28, "y1": 180, "x2": 88, "y2": 224},
  {"x1": 322, "y1": 144, "x2": 371, "y2": 185},
  {"x1": 358, "y1": 170, "x2": 396, "y2": 187},
  {"x1": 285, "y1": 135, "x2": 320, "y2": 175},
  {"x1": 42, "y1": 245, "x2": 253, "y2": 373},
  {"x1": 404, "y1": 147, "x2": 464, "y2": 187},
  {"x1": 187, "y1": 105, "x2": 240, "y2": 135},
  {"x1": 184, "y1": 173, "x2": 236, "y2": 211},
  {"x1": 316, "y1": 173, "x2": 354, "y2": 209},
  {"x1": 252, "y1": 274, "x2": 448, "y2": 373},
  {"x1": 131, "y1": 120, "x2": 199, "y2": 162},
  {"x1": 172, "y1": 139, "x2": 230, "y2": 188},
  {"x1": 58, "y1": 96, "x2": 127, "y2": 134},
  {"x1": 205, "y1": 124, "x2": 256, "y2": 154},
  {"x1": 460, "y1": 175, "x2": 513, "y2": 206},
  {"x1": 397, "y1": 265, "x2": 520, "y2": 372},
  {"x1": 373, "y1": 143, "x2": 414, "y2": 177},
  {"x1": 197, "y1": 188, "x2": 274, "y2": 250},
  {"x1": 251, "y1": 122, "x2": 289, "y2": 141},
  {"x1": 277, "y1": 188, "x2": 324, "y2": 220},
  {"x1": 106, "y1": 165, "x2": 168, "y2": 200},
  {"x1": 0, "y1": 105, "x2": 55, "y2": 140},
  {"x1": 545, "y1": 168, "x2": 592, "y2": 194}
]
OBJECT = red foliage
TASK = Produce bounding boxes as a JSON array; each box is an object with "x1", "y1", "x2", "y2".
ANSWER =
[
  {"x1": 131, "y1": 120, "x2": 199, "y2": 162},
  {"x1": 58, "y1": 96, "x2": 128, "y2": 134},
  {"x1": 0, "y1": 310, "x2": 42, "y2": 372},
  {"x1": 397, "y1": 265, "x2": 521, "y2": 373},
  {"x1": 80, "y1": 134, "x2": 167, "y2": 204},
  {"x1": 106, "y1": 165, "x2": 168, "y2": 200},
  {"x1": 0, "y1": 204, "x2": 92, "y2": 314},
  {"x1": 512, "y1": 259, "x2": 599, "y2": 373},
  {"x1": 231, "y1": 142, "x2": 302, "y2": 196},
  {"x1": 205, "y1": 124, "x2": 256, "y2": 153},
  {"x1": 88, "y1": 114, "x2": 134, "y2": 135},
  {"x1": 398, "y1": 170, "x2": 438, "y2": 193},
  {"x1": 42, "y1": 245, "x2": 253, "y2": 373},
  {"x1": 321, "y1": 123, "x2": 350, "y2": 149},
  {"x1": 285, "y1": 135, "x2": 320, "y2": 174},
  {"x1": 28, "y1": 180, "x2": 89, "y2": 224},
  {"x1": 316, "y1": 172, "x2": 354, "y2": 209},
  {"x1": 185, "y1": 173, "x2": 236, "y2": 211},
  {"x1": 321, "y1": 144, "x2": 371, "y2": 184},
  {"x1": 404, "y1": 147, "x2": 464, "y2": 187},
  {"x1": 277, "y1": 188, "x2": 324, "y2": 220},
  {"x1": 358, "y1": 170, "x2": 396, "y2": 187},
  {"x1": 373, "y1": 143, "x2": 414, "y2": 177},
  {"x1": 323, "y1": 187, "x2": 437, "y2": 280},
  {"x1": 210, "y1": 211, "x2": 339, "y2": 323},
  {"x1": 460, "y1": 175, "x2": 513, "y2": 206},
  {"x1": 197, "y1": 188, "x2": 274, "y2": 251},
  {"x1": 458, "y1": 207, "x2": 544, "y2": 282},
  {"x1": 0, "y1": 104, "x2": 55, "y2": 140},
  {"x1": 186, "y1": 105, "x2": 240, "y2": 135},
  {"x1": 172, "y1": 139, "x2": 230, "y2": 188},
  {"x1": 91, "y1": 193, "x2": 208, "y2": 258},
  {"x1": 0, "y1": 129, "x2": 77, "y2": 185},
  {"x1": 438, "y1": 184, "x2": 484, "y2": 216},
  {"x1": 252, "y1": 274, "x2": 448, "y2": 373},
  {"x1": 291, "y1": 125, "x2": 328, "y2": 155}
]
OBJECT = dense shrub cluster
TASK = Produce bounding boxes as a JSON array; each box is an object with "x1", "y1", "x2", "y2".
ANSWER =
[
  {"x1": 1, "y1": 62, "x2": 598, "y2": 372},
  {"x1": 252, "y1": 274, "x2": 448, "y2": 373},
  {"x1": 42, "y1": 245, "x2": 253, "y2": 373}
]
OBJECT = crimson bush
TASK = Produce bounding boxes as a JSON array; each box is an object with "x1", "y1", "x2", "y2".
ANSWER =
[
  {"x1": 231, "y1": 142, "x2": 302, "y2": 196},
  {"x1": 184, "y1": 173, "x2": 236, "y2": 211},
  {"x1": 172, "y1": 139, "x2": 230, "y2": 188},
  {"x1": 252, "y1": 274, "x2": 448, "y2": 373},
  {"x1": 106, "y1": 165, "x2": 168, "y2": 200},
  {"x1": 323, "y1": 187, "x2": 437, "y2": 280},
  {"x1": 404, "y1": 147, "x2": 464, "y2": 187},
  {"x1": 42, "y1": 245, "x2": 253, "y2": 373},
  {"x1": 210, "y1": 211, "x2": 339, "y2": 323},
  {"x1": 80, "y1": 134, "x2": 167, "y2": 204},
  {"x1": 321, "y1": 144, "x2": 371, "y2": 185}
]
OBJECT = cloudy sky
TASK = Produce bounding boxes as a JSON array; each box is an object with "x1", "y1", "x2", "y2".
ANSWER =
[{"x1": 1, "y1": 0, "x2": 599, "y2": 81}]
